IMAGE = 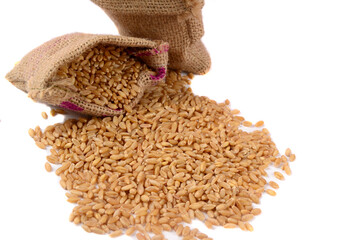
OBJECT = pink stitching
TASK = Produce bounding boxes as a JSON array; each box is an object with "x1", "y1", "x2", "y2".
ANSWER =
[
  {"x1": 131, "y1": 44, "x2": 169, "y2": 57},
  {"x1": 59, "y1": 101, "x2": 84, "y2": 112},
  {"x1": 150, "y1": 67, "x2": 166, "y2": 81}
]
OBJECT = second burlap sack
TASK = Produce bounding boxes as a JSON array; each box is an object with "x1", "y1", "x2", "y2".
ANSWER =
[
  {"x1": 6, "y1": 33, "x2": 169, "y2": 116},
  {"x1": 91, "y1": 0, "x2": 211, "y2": 74}
]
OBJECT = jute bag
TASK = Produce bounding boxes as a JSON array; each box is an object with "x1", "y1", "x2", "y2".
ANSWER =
[
  {"x1": 90, "y1": 0, "x2": 211, "y2": 74},
  {"x1": 6, "y1": 33, "x2": 169, "y2": 116}
]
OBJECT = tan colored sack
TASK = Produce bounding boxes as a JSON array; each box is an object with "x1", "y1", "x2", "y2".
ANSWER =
[
  {"x1": 91, "y1": 0, "x2": 211, "y2": 74},
  {"x1": 6, "y1": 33, "x2": 169, "y2": 116}
]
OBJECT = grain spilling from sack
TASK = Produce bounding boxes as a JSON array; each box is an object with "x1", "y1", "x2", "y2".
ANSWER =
[
  {"x1": 6, "y1": 33, "x2": 169, "y2": 117},
  {"x1": 55, "y1": 45, "x2": 148, "y2": 111},
  {"x1": 29, "y1": 70, "x2": 295, "y2": 239}
]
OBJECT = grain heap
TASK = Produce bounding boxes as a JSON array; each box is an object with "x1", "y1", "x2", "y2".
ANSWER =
[
  {"x1": 29, "y1": 70, "x2": 295, "y2": 239},
  {"x1": 55, "y1": 45, "x2": 147, "y2": 111}
]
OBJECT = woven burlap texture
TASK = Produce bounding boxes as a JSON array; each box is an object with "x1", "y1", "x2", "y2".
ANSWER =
[
  {"x1": 91, "y1": 0, "x2": 211, "y2": 74},
  {"x1": 6, "y1": 32, "x2": 169, "y2": 116}
]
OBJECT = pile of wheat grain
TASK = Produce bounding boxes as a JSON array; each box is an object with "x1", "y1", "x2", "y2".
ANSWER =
[
  {"x1": 29, "y1": 70, "x2": 295, "y2": 240},
  {"x1": 55, "y1": 45, "x2": 147, "y2": 110}
]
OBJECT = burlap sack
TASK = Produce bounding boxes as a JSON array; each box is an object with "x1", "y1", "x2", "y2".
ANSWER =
[
  {"x1": 6, "y1": 33, "x2": 169, "y2": 116},
  {"x1": 90, "y1": 0, "x2": 211, "y2": 74}
]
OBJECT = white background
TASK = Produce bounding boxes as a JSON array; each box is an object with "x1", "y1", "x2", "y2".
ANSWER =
[{"x1": 1, "y1": 0, "x2": 361, "y2": 239}]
